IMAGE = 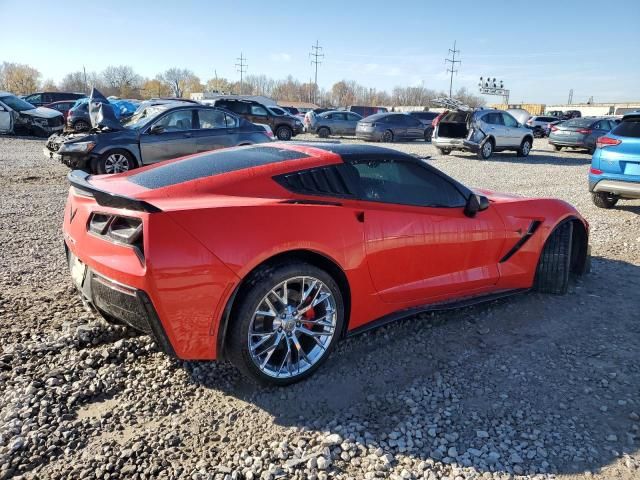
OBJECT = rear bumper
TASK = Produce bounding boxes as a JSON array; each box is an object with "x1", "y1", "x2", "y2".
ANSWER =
[
  {"x1": 590, "y1": 178, "x2": 640, "y2": 198},
  {"x1": 432, "y1": 137, "x2": 470, "y2": 151},
  {"x1": 548, "y1": 138, "x2": 589, "y2": 148},
  {"x1": 67, "y1": 246, "x2": 176, "y2": 356},
  {"x1": 356, "y1": 131, "x2": 382, "y2": 141}
]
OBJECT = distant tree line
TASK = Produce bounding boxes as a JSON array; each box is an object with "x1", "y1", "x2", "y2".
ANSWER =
[{"x1": 0, "y1": 61, "x2": 485, "y2": 108}]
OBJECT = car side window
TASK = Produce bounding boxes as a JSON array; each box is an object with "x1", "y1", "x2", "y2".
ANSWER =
[
  {"x1": 26, "y1": 94, "x2": 41, "y2": 104},
  {"x1": 347, "y1": 113, "x2": 361, "y2": 121},
  {"x1": 502, "y1": 113, "x2": 518, "y2": 128},
  {"x1": 350, "y1": 159, "x2": 466, "y2": 207},
  {"x1": 483, "y1": 113, "x2": 502, "y2": 125},
  {"x1": 198, "y1": 109, "x2": 227, "y2": 129},
  {"x1": 224, "y1": 113, "x2": 238, "y2": 128},
  {"x1": 153, "y1": 109, "x2": 194, "y2": 131},
  {"x1": 250, "y1": 105, "x2": 269, "y2": 116}
]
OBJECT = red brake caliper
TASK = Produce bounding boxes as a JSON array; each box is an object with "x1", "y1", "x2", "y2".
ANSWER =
[{"x1": 303, "y1": 306, "x2": 315, "y2": 330}]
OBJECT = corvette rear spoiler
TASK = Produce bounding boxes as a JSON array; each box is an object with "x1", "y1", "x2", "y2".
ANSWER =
[{"x1": 68, "y1": 170, "x2": 162, "y2": 213}]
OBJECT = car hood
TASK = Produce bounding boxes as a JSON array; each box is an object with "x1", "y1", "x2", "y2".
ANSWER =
[
  {"x1": 475, "y1": 188, "x2": 527, "y2": 203},
  {"x1": 21, "y1": 107, "x2": 63, "y2": 119},
  {"x1": 88, "y1": 88, "x2": 124, "y2": 131}
]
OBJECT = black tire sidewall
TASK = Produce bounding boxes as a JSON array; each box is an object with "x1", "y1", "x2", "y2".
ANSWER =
[
  {"x1": 227, "y1": 262, "x2": 345, "y2": 386},
  {"x1": 318, "y1": 127, "x2": 329, "y2": 138},
  {"x1": 382, "y1": 130, "x2": 393, "y2": 142}
]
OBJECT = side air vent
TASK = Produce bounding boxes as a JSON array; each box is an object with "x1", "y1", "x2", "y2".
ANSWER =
[{"x1": 275, "y1": 165, "x2": 356, "y2": 197}]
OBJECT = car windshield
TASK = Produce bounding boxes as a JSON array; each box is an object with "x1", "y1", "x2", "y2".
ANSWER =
[
  {"x1": 122, "y1": 106, "x2": 167, "y2": 129},
  {"x1": 0, "y1": 95, "x2": 35, "y2": 112}
]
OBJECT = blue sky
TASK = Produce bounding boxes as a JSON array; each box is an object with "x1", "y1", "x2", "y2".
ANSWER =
[{"x1": 1, "y1": 0, "x2": 639, "y2": 103}]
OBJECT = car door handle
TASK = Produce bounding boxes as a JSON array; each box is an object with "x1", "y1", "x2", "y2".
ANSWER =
[{"x1": 183, "y1": 132, "x2": 192, "y2": 138}]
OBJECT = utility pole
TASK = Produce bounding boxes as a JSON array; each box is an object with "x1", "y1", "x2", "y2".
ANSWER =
[
  {"x1": 445, "y1": 41, "x2": 461, "y2": 99},
  {"x1": 568, "y1": 88, "x2": 574, "y2": 105},
  {"x1": 235, "y1": 53, "x2": 247, "y2": 95},
  {"x1": 83, "y1": 65, "x2": 88, "y2": 92},
  {"x1": 309, "y1": 40, "x2": 324, "y2": 105}
]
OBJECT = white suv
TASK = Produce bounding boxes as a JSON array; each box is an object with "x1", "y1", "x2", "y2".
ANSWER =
[{"x1": 433, "y1": 109, "x2": 534, "y2": 159}]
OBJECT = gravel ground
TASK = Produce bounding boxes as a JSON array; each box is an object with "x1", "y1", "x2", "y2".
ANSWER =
[{"x1": 1, "y1": 134, "x2": 639, "y2": 480}]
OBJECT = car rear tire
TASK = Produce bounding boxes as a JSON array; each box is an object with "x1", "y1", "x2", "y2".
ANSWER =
[
  {"x1": 424, "y1": 129, "x2": 432, "y2": 142},
  {"x1": 436, "y1": 148, "x2": 450, "y2": 155},
  {"x1": 477, "y1": 139, "x2": 494, "y2": 159},
  {"x1": 317, "y1": 127, "x2": 330, "y2": 139},
  {"x1": 276, "y1": 126, "x2": 293, "y2": 141},
  {"x1": 95, "y1": 149, "x2": 135, "y2": 175},
  {"x1": 73, "y1": 120, "x2": 90, "y2": 132},
  {"x1": 587, "y1": 145, "x2": 596, "y2": 155},
  {"x1": 381, "y1": 130, "x2": 393, "y2": 143},
  {"x1": 227, "y1": 262, "x2": 344, "y2": 386},
  {"x1": 592, "y1": 192, "x2": 618, "y2": 209},
  {"x1": 534, "y1": 221, "x2": 573, "y2": 295},
  {"x1": 552, "y1": 145, "x2": 562, "y2": 151},
  {"x1": 517, "y1": 138, "x2": 532, "y2": 157}
]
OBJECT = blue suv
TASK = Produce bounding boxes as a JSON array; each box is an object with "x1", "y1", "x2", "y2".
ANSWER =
[{"x1": 589, "y1": 112, "x2": 640, "y2": 208}]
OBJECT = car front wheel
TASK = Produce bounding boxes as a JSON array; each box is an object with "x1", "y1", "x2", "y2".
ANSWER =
[
  {"x1": 517, "y1": 138, "x2": 532, "y2": 157},
  {"x1": 95, "y1": 150, "x2": 135, "y2": 175},
  {"x1": 227, "y1": 263, "x2": 344, "y2": 386},
  {"x1": 276, "y1": 126, "x2": 292, "y2": 141}
]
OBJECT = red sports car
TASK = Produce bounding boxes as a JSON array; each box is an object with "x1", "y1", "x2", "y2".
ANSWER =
[{"x1": 63, "y1": 143, "x2": 589, "y2": 384}]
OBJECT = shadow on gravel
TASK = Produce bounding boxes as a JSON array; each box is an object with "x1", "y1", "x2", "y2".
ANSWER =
[
  {"x1": 190, "y1": 257, "x2": 640, "y2": 477},
  {"x1": 449, "y1": 150, "x2": 593, "y2": 166},
  {"x1": 616, "y1": 204, "x2": 640, "y2": 215}
]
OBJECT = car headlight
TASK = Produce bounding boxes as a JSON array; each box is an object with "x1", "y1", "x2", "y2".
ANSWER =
[
  {"x1": 33, "y1": 118, "x2": 49, "y2": 126},
  {"x1": 58, "y1": 141, "x2": 96, "y2": 153},
  {"x1": 295, "y1": 120, "x2": 303, "y2": 126}
]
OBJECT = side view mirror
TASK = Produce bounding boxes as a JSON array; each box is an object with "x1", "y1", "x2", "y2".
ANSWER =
[
  {"x1": 464, "y1": 194, "x2": 490, "y2": 217},
  {"x1": 149, "y1": 124, "x2": 165, "y2": 135}
]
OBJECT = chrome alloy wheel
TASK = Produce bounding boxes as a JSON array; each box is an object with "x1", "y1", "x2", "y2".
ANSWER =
[
  {"x1": 248, "y1": 276, "x2": 337, "y2": 379},
  {"x1": 482, "y1": 141, "x2": 492, "y2": 158},
  {"x1": 104, "y1": 153, "x2": 130, "y2": 174}
]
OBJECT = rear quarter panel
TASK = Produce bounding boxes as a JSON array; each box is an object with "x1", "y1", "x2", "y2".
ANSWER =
[{"x1": 168, "y1": 202, "x2": 387, "y2": 338}]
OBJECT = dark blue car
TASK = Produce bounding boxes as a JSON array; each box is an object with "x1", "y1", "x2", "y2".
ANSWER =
[{"x1": 589, "y1": 112, "x2": 640, "y2": 208}]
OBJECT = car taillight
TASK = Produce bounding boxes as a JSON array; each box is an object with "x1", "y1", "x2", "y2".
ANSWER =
[
  {"x1": 88, "y1": 213, "x2": 144, "y2": 262},
  {"x1": 550, "y1": 125, "x2": 558, "y2": 132},
  {"x1": 590, "y1": 168, "x2": 603, "y2": 175},
  {"x1": 577, "y1": 128, "x2": 592, "y2": 135},
  {"x1": 432, "y1": 112, "x2": 445, "y2": 127},
  {"x1": 526, "y1": 119, "x2": 533, "y2": 125},
  {"x1": 596, "y1": 136, "x2": 621, "y2": 149}
]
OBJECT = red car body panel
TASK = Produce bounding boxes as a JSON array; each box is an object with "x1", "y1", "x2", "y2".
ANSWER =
[
  {"x1": 44, "y1": 100, "x2": 75, "y2": 120},
  {"x1": 63, "y1": 143, "x2": 588, "y2": 360}
]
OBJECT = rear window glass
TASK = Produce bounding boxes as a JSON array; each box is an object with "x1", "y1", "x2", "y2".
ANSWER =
[
  {"x1": 612, "y1": 119, "x2": 640, "y2": 138},
  {"x1": 564, "y1": 118, "x2": 594, "y2": 128},
  {"x1": 128, "y1": 146, "x2": 309, "y2": 189}
]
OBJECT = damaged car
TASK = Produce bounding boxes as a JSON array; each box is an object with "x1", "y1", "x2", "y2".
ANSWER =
[
  {"x1": 0, "y1": 92, "x2": 64, "y2": 137},
  {"x1": 44, "y1": 89, "x2": 273, "y2": 174},
  {"x1": 432, "y1": 107, "x2": 534, "y2": 159}
]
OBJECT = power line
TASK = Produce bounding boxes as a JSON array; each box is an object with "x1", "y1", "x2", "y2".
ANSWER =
[
  {"x1": 235, "y1": 53, "x2": 248, "y2": 95},
  {"x1": 309, "y1": 40, "x2": 324, "y2": 105},
  {"x1": 445, "y1": 40, "x2": 461, "y2": 99}
]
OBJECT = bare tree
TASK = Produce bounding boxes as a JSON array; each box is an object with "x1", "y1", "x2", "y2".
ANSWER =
[
  {"x1": 0, "y1": 62, "x2": 41, "y2": 94},
  {"x1": 159, "y1": 68, "x2": 198, "y2": 98},
  {"x1": 101, "y1": 65, "x2": 143, "y2": 97}
]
